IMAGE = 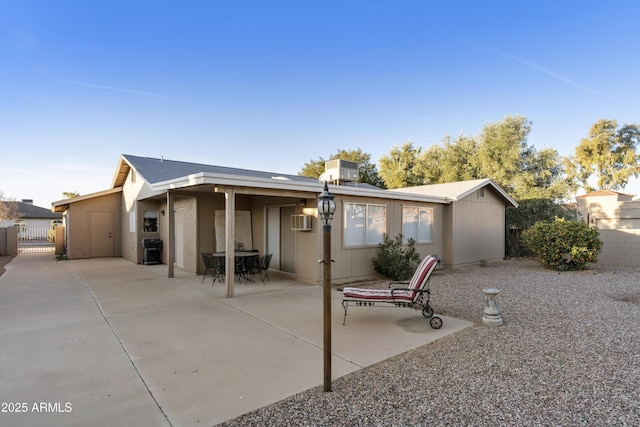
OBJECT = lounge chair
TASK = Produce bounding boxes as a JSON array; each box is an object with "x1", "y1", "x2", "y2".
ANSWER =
[{"x1": 341, "y1": 254, "x2": 443, "y2": 329}]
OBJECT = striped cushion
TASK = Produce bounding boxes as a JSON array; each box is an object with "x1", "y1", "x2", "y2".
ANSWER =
[
  {"x1": 406, "y1": 255, "x2": 439, "y2": 299},
  {"x1": 342, "y1": 255, "x2": 439, "y2": 303},
  {"x1": 342, "y1": 287, "x2": 413, "y2": 302}
]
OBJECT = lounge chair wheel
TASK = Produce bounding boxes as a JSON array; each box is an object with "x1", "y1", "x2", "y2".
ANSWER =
[
  {"x1": 430, "y1": 316, "x2": 443, "y2": 329},
  {"x1": 422, "y1": 306, "x2": 434, "y2": 318}
]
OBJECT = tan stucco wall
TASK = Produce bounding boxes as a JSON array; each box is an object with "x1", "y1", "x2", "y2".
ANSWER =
[
  {"x1": 577, "y1": 196, "x2": 640, "y2": 267},
  {"x1": 65, "y1": 192, "x2": 122, "y2": 259},
  {"x1": 0, "y1": 226, "x2": 18, "y2": 256}
]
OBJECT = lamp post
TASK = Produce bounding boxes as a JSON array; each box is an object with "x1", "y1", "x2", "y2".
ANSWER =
[{"x1": 318, "y1": 181, "x2": 336, "y2": 392}]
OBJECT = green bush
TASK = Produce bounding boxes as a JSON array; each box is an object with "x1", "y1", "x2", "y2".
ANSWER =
[
  {"x1": 520, "y1": 218, "x2": 603, "y2": 271},
  {"x1": 373, "y1": 233, "x2": 421, "y2": 280}
]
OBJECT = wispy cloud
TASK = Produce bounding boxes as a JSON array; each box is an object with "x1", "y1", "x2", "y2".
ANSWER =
[
  {"x1": 54, "y1": 79, "x2": 181, "y2": 100},
  {"x1": 453, "y1": 37, "x2": 606, "y2": 96}
]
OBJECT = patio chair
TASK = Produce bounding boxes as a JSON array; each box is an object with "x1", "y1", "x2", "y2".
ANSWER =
[
  {"x1": 201, "y1": 253, "x2": 216, "y2": 284},
  {"x1": 341, "y1": 254, "x2": 443, "y2": 329},
  {"x1": 257, "y1": 253, "x2": 273, "y2": 283}
]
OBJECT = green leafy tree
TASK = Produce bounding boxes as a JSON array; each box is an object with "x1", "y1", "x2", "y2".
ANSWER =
[
  {"x1": 416, "y1": 134, "x2": 479, "y2": 184},
  {"x1": 513, "y1": 147, "x2": 574, "y2": 200},
  {"x1": 476, "y1": 115, "x2": 533, "y2": 193},
  {"x1": 521, "y1": 218, "x2": 602, "y2": 271},
  {"x1": 62, "y1": 191, "x2": 80, "y2": 199},
  {"x1": 414, "y1": 115, "x2": 571, "y2": 201},
  {"x1": 566, "y1": 119, "x2": 640, "y2": 192},
  {"x1": 299, "y1": 148, "x2": 384, "y2": 187},
  {"x1": 378, "y1": 142, "x2": 423, "y2": 189}
]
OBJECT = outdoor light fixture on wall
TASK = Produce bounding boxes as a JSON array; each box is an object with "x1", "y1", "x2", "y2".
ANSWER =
[{"x1": 318, "y1": 181, "x2": 335, "y2": 392}]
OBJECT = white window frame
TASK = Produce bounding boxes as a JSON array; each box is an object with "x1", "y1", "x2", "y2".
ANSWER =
[
  {"x1": 343, "y1": 202, "x2": 387, "y2": 247},
  {"x1": 402, "y1": 206, "x2": 434, "y2": 243}
]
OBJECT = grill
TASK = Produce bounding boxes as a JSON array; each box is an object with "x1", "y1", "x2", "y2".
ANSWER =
[{"x1": 141, "y1": 238, "x2": 162, "y2": 265}]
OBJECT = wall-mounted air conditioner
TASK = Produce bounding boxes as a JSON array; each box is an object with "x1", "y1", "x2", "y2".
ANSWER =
[{"x1": 291, "y1": 214, "x2": 312, "y2": 231}]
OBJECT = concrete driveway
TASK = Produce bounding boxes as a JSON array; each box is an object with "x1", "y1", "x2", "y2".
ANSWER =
[{"x1": 0, "y1": 254, "x2": 471, "y2": 426}]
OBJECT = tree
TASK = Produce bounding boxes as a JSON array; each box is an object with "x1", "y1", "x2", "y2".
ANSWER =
[
  {"x1": 415, "y1": 134, "x2": 479, "y2": 184},
  {"x1": 476, "y1": 115, "x2": 533, "y2": 193},
  {"x1": 378, "y1": 142, "x2": 423, "y2": 189},
  {"x1": 566, "y1": 119, "x2": 640, "y2": 192},
  {"x1": 299, "y1": 148, "x2": 384, "y2": 187},
  {"x1": 413, "y1": 115, "x2": 571, "y2": 201},
  {"x1": 0, "y1": 191, "x2": 20, "y2": 222},
  {"x1": 513, "y1": 147, "x2": 574, "y2": 200},
  {"x1": 62, "y1": 191, "x2": 80, "y2": 199}
]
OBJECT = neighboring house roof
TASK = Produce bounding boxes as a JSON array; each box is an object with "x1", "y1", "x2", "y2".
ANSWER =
[
  {"x1": 5, "y1": 201, "x2": 62, "y2": 220},
  {"x1": 390, "y1": 178, "x2": 519, "y2": 208},
  {"x1": 575, "y1": 190, "x2": 635, "y2": 201}
]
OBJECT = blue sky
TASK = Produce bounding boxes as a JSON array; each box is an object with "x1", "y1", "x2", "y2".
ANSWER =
[{"x1": 2, "y1": 0, "x2": 640, "y2": 207}]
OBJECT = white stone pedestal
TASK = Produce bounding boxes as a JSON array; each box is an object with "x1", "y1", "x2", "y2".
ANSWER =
[{"x1": 482, "y1": 288, "x2": 504, "y2": 326}]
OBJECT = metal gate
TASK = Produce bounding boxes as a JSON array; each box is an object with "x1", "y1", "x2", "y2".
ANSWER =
[{"x1": 18, "y1": 226, "x2": 56, "y2": 254}]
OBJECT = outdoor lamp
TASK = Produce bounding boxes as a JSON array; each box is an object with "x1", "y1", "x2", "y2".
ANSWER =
[{"x1": 318, "y1": 182, "x2": 336, "y2": 228}]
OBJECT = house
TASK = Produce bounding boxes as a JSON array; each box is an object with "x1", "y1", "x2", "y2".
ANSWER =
[
  {"x1": 0, "y1": 199, "x2": 63, "y2": 239},
  {"x1": 52, "y1": 155, "x2": 517, "y2": 294},
  {"x1": 392, "y1": 179, "x2": 518, "y2": 266},
  {"x1": 576, "y1": 190, "x2": 640, "y2": 267}
]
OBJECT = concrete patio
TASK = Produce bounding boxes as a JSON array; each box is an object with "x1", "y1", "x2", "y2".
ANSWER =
[{"x1": 0, "y1": 254, "x2": 471, "y2": 426}]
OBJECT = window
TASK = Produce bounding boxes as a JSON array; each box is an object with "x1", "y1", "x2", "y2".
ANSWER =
[
  {"x1": 343, "y1": 202, "x2": 387, "y2": 246},
  {"x1": 143, "y1": 210, "x2": 158, "y2": 232},
  {"x1": 402, "y1": 206, "x2": 433, "y2": 243},
  {"x1": 129, "y1": 210, "x2": 136, "y2": 233}
]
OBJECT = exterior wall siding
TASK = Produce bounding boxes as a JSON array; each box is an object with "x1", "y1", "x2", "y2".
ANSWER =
[{"x1": 450, "y1": 189, "x2": 505, "y2": 266}]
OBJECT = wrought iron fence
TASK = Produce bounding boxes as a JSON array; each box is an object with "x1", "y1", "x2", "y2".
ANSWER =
[{"x1": 18, "y1": 226, "x2": 56, "y2": 254}]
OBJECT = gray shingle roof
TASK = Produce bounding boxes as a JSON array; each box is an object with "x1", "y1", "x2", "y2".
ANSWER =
[
  {"x1": 5, "y1": 202, "x2": 62, "y2": 219},
  {"x1": 122, "y1": 154, "x2": 320, "y2": 185}
]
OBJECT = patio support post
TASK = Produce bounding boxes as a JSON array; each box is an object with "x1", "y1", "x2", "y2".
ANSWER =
[
  {"x1": 167, "y1": 190, "x2": 174, "y2": 278},
  {"x1": 224, "y1": 189, "x2": 235, "y2": 298}
]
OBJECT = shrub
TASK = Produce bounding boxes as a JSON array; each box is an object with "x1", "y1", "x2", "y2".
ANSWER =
[
  {"x1": 373, "y1": 233, "x2": 421, "y2": 280},
  {"x1": 520, "y1": 218, "x2": 602, "y2": 271}
]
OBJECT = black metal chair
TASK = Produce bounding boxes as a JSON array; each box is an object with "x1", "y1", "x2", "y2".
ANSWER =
[
  {"x1": 201, "y1": 253, "x2": 215, "y2": 284},
  {"x1": 255, "y1": 253, "x2": 273, "y2": 284}
]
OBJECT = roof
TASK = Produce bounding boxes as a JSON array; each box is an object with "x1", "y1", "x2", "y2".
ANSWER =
[
  {"x1": 5, "y1": 201, "x2": 62, "y2": 219},
  {"x1": 115, "y1": 154, "x2": 324, "y2": 186},
  {"x1": 575, "y1": 190, "x2": 635, "y2": 200},
  {"x1": 391, "y1": 178, "x2": 518, "y2": 208},
  {"x1": 58, "y1": 154, "x2": 520, "y2": 209},
  {"x1": 52, "y1": 188, "x2": 123, "y2": 212},
  {"x1": 111, "y1": 154, "x2": 450, "y2": 204}
]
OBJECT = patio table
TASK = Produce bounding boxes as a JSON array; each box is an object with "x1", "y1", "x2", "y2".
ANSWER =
[{"x1": 212, "y1": 251, "x2": 260, "y2": 283}]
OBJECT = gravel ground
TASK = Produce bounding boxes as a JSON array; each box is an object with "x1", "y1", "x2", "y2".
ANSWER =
[
  {"x1": 0, "y1": 255, "x2": 12, "y2": 277},
  {"x1": 220, "y1": 258, "x2": 640, "y2": 426}
]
